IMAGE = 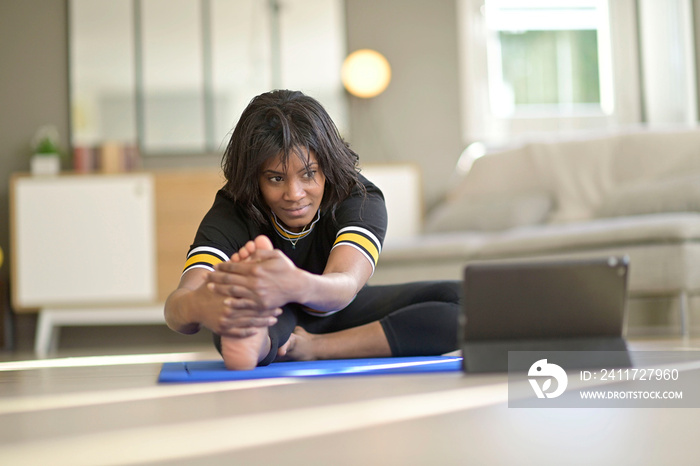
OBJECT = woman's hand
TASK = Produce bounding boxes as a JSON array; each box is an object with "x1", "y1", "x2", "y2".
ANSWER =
[
  {"x1": 164, "y1": 266, "x2": 281, "y2": 338},
  {"x1": 207, "y1": 248, "x2": 303, "y2": 311},
  {"x1": 191, "y1": 277, "x2": 283, "y2": 337},
  {"x1": 202, "y1": 233, "x2": 374, "y2": 317}
]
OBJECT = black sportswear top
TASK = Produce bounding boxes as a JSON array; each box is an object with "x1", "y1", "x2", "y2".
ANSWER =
[{"x1": 182, "y1": 174, "x2": 387, "y2": 315}]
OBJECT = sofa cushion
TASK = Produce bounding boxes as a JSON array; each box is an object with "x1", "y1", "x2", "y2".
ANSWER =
[
  {"x1": 381, "y1": 231, "x2": 490, "y2": 261},
  {"x1": 381, "y1": 213, "x2": 700, "y2": 264},
  {"x1": 476, "y1": 213, "x2": 700, "y2": 258},
  {"x1": 448, "y1": 146, "x2": 548, "y2": 200},
  {"x1": 529, "y1": 135, "x2": 617, "y2": 222},
  {"x1": 424, "y1": 191, "x2": 553, "y2": 233},
  {"x1": 596, "y1": 174, "x2": 700, "y2": 218},
  {"x1": 613, "y1": 129, "x2": 700, "y2": 185}
]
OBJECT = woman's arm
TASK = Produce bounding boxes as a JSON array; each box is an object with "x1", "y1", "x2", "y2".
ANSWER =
[{"x1": 302, "y1": 243, "x2": 374, "y2": 313}]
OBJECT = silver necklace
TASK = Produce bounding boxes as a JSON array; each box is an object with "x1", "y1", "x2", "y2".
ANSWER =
[
  {"x1": 271, "y1": 210, "x2": 320, "y2": 249},
  {"x1": 288, "y1": 223, "x2": 309, "y2": 249}
]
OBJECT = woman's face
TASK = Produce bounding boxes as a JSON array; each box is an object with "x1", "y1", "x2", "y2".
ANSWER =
[{"x1": 259, "y1": 149, "x2": 326, "y2": 232}]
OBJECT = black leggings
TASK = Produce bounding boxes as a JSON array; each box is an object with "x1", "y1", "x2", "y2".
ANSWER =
[{"x1": 213, "y1": 280, "x2": 462, "y2": 366}]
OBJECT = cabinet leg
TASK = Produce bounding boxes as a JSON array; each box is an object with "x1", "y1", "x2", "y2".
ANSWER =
[{"x1": 34, "y1": 310, "x2": 59, "y2": 358}]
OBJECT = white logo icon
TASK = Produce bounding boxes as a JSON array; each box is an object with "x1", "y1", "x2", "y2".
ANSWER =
[{"x1": 528, "y1": 359, "x2": 568, "y2": 399}]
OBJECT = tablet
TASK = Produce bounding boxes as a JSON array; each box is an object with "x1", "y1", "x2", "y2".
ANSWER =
[{"x1": 461, "y1": 256, "x2": 631, "y2": 372}]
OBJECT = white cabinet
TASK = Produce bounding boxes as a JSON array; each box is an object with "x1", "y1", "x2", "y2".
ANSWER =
[
  {"x1": 13, "y1": 174, "x2": 157, "y2": 306},
  {"x1": 11, "y1": 173, "x2": 162, "y2": 356}
]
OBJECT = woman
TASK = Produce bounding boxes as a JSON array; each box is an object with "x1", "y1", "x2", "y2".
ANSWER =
[{"x1": 164, "y1": 90, "x2": 460, "y2": 370}]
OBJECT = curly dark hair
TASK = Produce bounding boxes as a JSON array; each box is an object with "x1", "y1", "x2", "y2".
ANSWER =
[{"x1": 221, "y1": 89, "x2": 363, "y2": 226}]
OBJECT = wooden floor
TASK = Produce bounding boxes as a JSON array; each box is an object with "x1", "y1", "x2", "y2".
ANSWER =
[{"x1": 1, "y1": 337, "x2": 700, "y2": 465}]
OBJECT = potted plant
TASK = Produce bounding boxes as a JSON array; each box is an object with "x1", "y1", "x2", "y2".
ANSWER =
[{"x1": 30, "y1": 125, "x2": 62, "y2": 176}]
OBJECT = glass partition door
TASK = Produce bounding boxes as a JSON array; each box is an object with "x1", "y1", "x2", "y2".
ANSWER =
[{"x1": 69, "y1": 0, "x2": 348, "y2": 156}]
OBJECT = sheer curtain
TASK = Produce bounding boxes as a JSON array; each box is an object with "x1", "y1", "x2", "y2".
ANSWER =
[{"x1": 637, "y1": 0, "x2": 698, "y2": 125}]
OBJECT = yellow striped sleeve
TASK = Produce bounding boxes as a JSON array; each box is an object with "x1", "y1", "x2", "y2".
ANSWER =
[
  {"x1": 331, "y1": 226, "x2": 382, "y2": 270},
  {"x1": 182, "y1": 246, "x2": 229, "y2": 274}
]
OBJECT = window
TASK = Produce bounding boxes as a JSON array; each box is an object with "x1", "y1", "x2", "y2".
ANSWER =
[
  {"x1": 457, "y1": 0, "x2": 641, "y2": 146},
  {"x1": 461, "y1": 0, "x2": 697, "y2": 147},
  {"x1": 484, "y1": 0, "x2": 611, "y2": 117}
]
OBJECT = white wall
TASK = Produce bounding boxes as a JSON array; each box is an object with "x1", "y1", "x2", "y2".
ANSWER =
[{"x1": 345, "y1": 0, "x2": 465, "y2": 209}]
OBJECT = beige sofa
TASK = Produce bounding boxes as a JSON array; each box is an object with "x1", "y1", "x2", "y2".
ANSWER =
[{"x1": 370, "y1": 127, "x2": 700, "y2": 337}]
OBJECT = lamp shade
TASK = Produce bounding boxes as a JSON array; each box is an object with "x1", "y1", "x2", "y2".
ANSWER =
[{"x1": 341, "y1": 49, "x2": 391, "y2": 98}]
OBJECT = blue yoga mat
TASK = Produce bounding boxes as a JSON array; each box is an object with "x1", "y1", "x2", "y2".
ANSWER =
[{"x1": 158, "y1": 356, "x2": 462, "y2": 383}]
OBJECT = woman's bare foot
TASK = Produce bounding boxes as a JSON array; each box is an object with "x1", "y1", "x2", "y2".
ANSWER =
[
  {"x1": 220, "y1": 235, "x2": 277, "y2": 370},
  {"x1": 277, "y1": 322, "x2": 392, "y2": 362},
  {"x1": 231, "y1": 235, "x2": 274, "y2": 262},
  {"x1": 276, "y1": 326, "x2": 317, "y2": 361},
  {"x1": 221, "y1": 327, "x2": 271, "y2": 370}
]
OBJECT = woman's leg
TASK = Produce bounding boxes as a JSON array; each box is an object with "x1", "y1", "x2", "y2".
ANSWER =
[{"x1": 282, "y1": 281, "x2": 461, "y2": 360}]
